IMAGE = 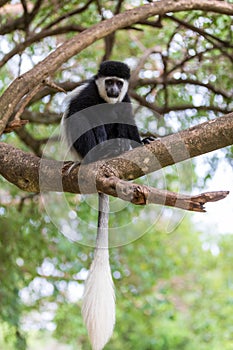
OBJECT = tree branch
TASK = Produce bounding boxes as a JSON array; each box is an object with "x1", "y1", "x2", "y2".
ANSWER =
[
  {"x1": 130, "y1": 91, "x2": 232, "y2": 115},
  {"x1": 135, "y1": 77, "x2": 232, "y2": 100},
  {"x1": 14, "y1": 128, "x2": 45, "y2": 157},
  {"x1": 3, "y1": 119, "x2": 28, "y2": 133},
  {"x1": 0, "y1": 0, "x2": 9, "y2": 7},
  {"x1": 97, "y1": 176, "x2": 229, "y2": 212},
  {"x1": 0, "y1": 113, "x2": 232, "y2": 211},
  {"x1": 43, "y1": 0, "x2": 93, "y2": 30},
  {"x1": 21, "y1": 110, "x2": 61, "y2": 124},
  {"x1": 0, "y1": 0, "x2": 43, "y2": 35},
  {"x1": 166, "y1": 14, "x2": 233, "y2": 49},
  {"x1": 30, "y1": 81, "x2": 81, "y2": 104},
  {"x1": 0, "y1": 25, "x2": 85, "y2": 69},
  {"x1": 1, "y1": 0, "x2": 232, "y2": 134},
  {"x1": 166, "y1": 14, "x2": 233, "y2": 63}
]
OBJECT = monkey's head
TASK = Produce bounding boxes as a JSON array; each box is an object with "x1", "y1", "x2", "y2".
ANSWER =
[{"x1": 95, "y1": 61, "x2": 130, "y2": 104}]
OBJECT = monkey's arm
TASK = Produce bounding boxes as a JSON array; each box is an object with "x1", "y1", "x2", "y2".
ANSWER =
[
  {"x1": 73, "y1": 126, "x2": 108, "y2": 163},
  {"x1": 122, "y1": 94, "x2": 155, "y2": 146}
]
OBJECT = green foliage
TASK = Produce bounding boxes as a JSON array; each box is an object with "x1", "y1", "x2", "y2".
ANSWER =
[{"x1": 1, "y1": 178, "x2": 233, "y2": 349}]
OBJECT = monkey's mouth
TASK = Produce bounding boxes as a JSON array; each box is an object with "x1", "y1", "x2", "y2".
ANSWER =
[{"x1": 107, "y1": 91, "x2": 120, "y2": 98}]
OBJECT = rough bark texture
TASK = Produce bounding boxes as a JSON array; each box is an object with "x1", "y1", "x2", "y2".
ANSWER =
[{"x1": 0, "y1": 0, "x2": 233, "y2": 134}]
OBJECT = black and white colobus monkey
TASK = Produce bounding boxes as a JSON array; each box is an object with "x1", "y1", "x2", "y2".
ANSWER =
[{"x1": 62, "y1": 61, "x2": 151, "y2": 350}]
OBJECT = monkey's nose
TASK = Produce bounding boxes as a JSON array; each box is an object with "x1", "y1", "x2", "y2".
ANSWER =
[{"x1": 107, "y1": 87, "x2": 119, "y2": 98}]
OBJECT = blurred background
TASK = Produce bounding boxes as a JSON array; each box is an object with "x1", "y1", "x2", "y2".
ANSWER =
[{"x1": 0, "y1": 1, "x2": 233, "y2": 349}]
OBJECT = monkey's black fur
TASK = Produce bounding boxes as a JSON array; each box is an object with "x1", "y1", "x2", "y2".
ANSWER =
[
  {"x1": 97, "y1": 60, "x2": 130, "y2": 79},
  {"x1": 64, "y1": 61, "x2": 144, "y2": 163}
]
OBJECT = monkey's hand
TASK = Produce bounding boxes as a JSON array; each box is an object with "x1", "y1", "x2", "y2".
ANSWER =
[{"x1": 141, "y1": 136, "x2": 156, "y2": 144}]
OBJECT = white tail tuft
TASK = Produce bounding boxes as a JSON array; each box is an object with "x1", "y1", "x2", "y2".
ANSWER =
[
  {"x1": 82, "y1": 193, "x2": 115, "y2": 350},
  {"x1": 82, "y1": 248, "x2": 115, "y2": 350}
]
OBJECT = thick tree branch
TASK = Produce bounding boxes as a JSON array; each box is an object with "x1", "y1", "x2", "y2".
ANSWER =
[
  {"x1": 0, "y1": 113, "x2": 232, "y2": 211},
  {"x1": 0, "y1": 0, "x2": 232, "y2": 134}
]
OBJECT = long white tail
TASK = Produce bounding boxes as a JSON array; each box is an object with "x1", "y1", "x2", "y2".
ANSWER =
[{"x1": 82, "y1": 193, "x2": 115, "y2": 350}]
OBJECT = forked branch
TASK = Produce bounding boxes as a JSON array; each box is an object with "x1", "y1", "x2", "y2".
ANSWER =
[{"x1": 97, "y1": 176, "x2": 229, "y2": 212}]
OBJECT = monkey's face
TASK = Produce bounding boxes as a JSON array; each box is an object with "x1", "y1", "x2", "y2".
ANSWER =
[
  {"x1": 105, "y1": 78, "x2": 124, "y2": 98},
  {"x1": 96, "y1": 76, "x2": 129, "y2": 104}
]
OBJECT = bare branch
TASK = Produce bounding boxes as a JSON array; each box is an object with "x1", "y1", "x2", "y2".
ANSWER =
[
  {"x1": 0, "y1": 25, "x2": 85, "y2": 69},
  {"x1": 14, "y1": 83, "x2": 43, "y2": 121},
  {"x1": 102, "y1": 33, "x2": 116, "y2": 61},
  {"x1": 0, "y1": 0, "x2": 9, "y2": 7},
  {"x1": 115, "y1": 0, "x2": 124, "y2": 15},
  {"x1": 136, "y1": 77, "x2": 232, "y2": 100},
  {"x1": 44, "y1": 0, "x2": 93, "y2": 30},
  {"x1": 166, "y1": 14, "x2": 233, "y2": 48},
  {"x1": 0, "y1": 0, "x2": 43, "y2": 35},
  {"x1": 3, "y1": 119, "x2": 28, "y2": 133},
  {"x1": 130, "y1": 91, "x2": 232, "y2": 115},
  {"x1": 165, "y1": 47, "x2": 219, "y2": 78},
  {"x1": 166, "y1": 14, "x2": 233, "y2": 63},
  {"x1": 137, "y1": 18, "x2": 162, "y2": 28},
  {"x1": 21, "y1": 110, "x2": 61, "y2": 124},
  {"x1": 130, "y1": 91, "x2": 162, "y2": 116},
  {"x1": 130, "y1": 46, "x2": 160, "y2": 88},
  {"x1": 30, "y1": 81, "x2": 81, "y2": 104},
  {"x1": 43, "y1": 78, "x2": 67, "y2": 94},
  {"x1": 97, "y1": 176, "x2": 229, "y2": 212},
  {"x1": 29, "y1": 0, "x2": 43, "y2": 21},
  {"x1": 20, "y1": 0, "x2": 28, "y2": 18},
  {"x1": 14, "y1": 128, "x2": 43, "y2": 156}
]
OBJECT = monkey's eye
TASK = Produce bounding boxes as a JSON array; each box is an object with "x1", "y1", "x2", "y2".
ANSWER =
[
  {"x1": 105, "y1": 79, "x2": 114, "y2": 86},
  {"x1": 105, "y1": 79, "x2": 123, "y2": 89},
  {"x1": 116, "y1": 80, "x2": 123, "y2": 88}
]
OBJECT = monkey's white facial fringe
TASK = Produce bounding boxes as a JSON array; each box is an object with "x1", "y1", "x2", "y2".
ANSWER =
[
  {"x1": 95, "y1": 76, "x2": 129, "y2": 104},
  {"x1": 82, "y1": 248, "x2": 115, "y2": 350}
]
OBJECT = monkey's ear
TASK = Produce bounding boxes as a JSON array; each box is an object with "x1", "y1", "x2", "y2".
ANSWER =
[{"x1": 142, "y1": 136, "x2": 156, "y2": 144}]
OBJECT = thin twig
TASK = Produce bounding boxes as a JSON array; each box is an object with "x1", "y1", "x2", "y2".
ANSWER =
[{"x1": 3, "y1": 120, "x2": 29, "y2": 133}]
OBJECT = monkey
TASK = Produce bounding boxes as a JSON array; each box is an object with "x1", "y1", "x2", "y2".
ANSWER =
[{"x1": 62, "y1": 61, "x2": 153, "y2": 350}]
